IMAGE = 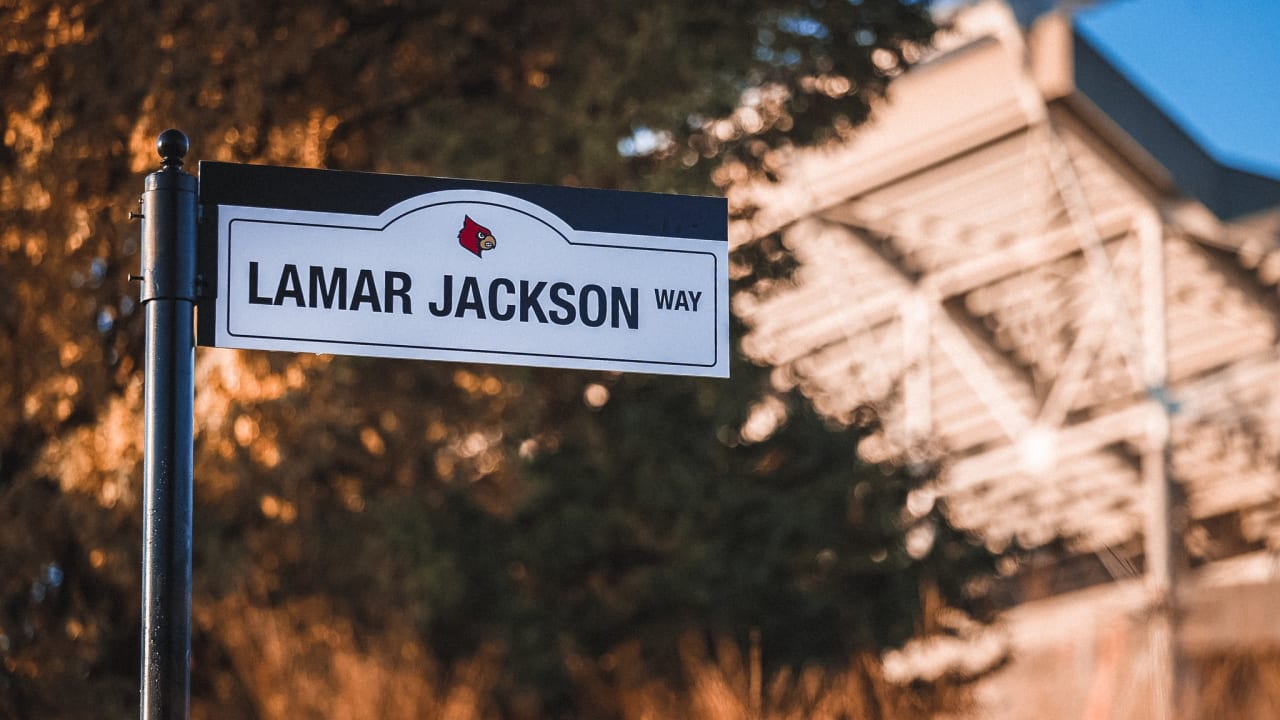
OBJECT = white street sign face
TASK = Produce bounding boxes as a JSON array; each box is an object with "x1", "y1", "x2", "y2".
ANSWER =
[{"x1": 205, "y1": 182, "x2": 728, "y2": 377}]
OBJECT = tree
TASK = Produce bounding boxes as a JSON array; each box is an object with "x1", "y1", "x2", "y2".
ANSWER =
[{"x1": 0, "y1": 1, "x2": 989, "y2": 718}]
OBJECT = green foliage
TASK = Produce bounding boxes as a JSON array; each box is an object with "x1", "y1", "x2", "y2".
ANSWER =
[
  {"x1": 502, "y1": 367, "x2": 921, "y2": 694},
  {"x1": 307, "y1": 345, "x2": 991, "y2": 713}
]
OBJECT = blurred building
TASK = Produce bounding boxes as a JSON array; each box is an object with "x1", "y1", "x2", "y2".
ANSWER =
[{"x1": 733, "y1": 2, "x2": 1280, "y2": 717}]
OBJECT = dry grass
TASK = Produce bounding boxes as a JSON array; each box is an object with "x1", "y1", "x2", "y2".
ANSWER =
[
  {"x1": 572, "y1": 633, "x2": 970, "y2": 720},
  {"x1": 1193, "y1": 650, "x2": 1280, "y2": 720},
  {"x1": 196, "y1": 598, "x2": 970, "y2": 720},
  {"x1": 198, "y1": 595, "x2": 503, "y2": 720}
]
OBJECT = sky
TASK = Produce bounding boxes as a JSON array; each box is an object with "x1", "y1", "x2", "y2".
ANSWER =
[{"x1": 1074, "y1": 0, "x2": 1280, "y2": 178}]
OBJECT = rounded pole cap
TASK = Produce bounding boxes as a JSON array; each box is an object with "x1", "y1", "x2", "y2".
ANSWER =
[{"x1": 157, "y1": 129, "x2": 189, "y2": 169}]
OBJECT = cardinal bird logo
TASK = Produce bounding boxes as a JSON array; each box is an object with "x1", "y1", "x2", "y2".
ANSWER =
[{"x1": 458, "y1": 216, "x2": 497, "y2": 257}]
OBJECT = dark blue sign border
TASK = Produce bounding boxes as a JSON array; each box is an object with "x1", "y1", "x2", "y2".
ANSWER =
[{"x1": 196, "y1": 161, "x2": 727, "y2": 350}]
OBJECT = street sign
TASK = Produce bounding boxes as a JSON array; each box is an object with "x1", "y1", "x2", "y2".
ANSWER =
[
  {"x1": 197, "y1": 162, "x2": 728, "y2": 377},
  {"x1": 147, "y1": 135, "x2": 726, "y2": 720}
]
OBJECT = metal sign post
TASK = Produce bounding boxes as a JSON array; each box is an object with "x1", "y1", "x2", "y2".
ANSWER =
[{"x1": 138, "y1": 129, "x2": 197, "y2": 720}]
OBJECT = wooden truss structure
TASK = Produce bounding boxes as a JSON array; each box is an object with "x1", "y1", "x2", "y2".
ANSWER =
[{"x1": 733, "y1": 3, "x2": 1280, "y2": 717}]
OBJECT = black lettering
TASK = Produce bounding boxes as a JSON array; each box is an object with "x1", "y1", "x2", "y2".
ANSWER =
[
  {"x1": 430, "y1": 275, "x2": 454, "y2": 317},
  {"x1": 274, "y1": 263, "x2": 305, "y2": 307},
  {"x1": 654, "y1": 288, "x2": 676, "y2": 310},
  {"x1": 612, "y1": 287, "x2": 639, "y2": 329},
  {"x1": 248, "y1": 262, "x2": 273, "y2": 305},
  {"x1": 520, "y1": 280, "x2": 548, "y2": 323},
  {"x1": 579, "y1": 284, "x2": 607, "y2": 328},
  {"x1": 689, "y1": 291, "x2": 702, "y2": 312},
  {"x1": 455, "y1": 275, "x2": 486, "y2": 319},
  {"x1": 384, "y1": 271, "x2": 412, "y2": 314},
  {"x1": 351, "y1": 269, "x2": 382, "y2": 312},
  {"x1": 549, "y1": 282, "x2": 575, "y2": 325},
  {"x1": 488, "y1": 278, "x2": 515, "y2": 321},
  {"x1": 309, "y1": 266, "x2": 347, "y2": 310}
]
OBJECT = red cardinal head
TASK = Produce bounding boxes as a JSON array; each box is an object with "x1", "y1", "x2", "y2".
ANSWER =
[{"x1": 458, "y1": 216, "x2": 497, "y2": 257}]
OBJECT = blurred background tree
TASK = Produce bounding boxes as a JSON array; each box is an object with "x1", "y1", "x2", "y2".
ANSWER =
[{"x1": 0, "y1": 1, "x2": 993, "y2": 717}]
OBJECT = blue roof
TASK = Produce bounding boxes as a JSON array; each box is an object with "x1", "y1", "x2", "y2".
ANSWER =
[{"x1": 1072, "y1": 1, "x2": 1280, "y2": 220}]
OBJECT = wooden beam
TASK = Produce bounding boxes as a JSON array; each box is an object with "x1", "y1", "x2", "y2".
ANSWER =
[{"x1": 819, "y1": 201, "x2": 1134, "y2": 299}]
